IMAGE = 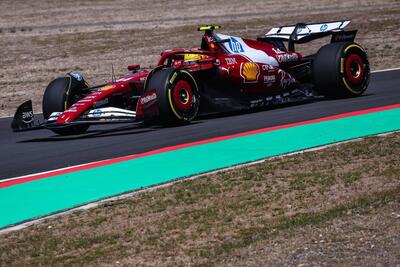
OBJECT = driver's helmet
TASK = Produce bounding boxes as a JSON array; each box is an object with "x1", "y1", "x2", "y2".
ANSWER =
[{"x1": 184, "y1": 53, "x2": 206, "y2": 61}]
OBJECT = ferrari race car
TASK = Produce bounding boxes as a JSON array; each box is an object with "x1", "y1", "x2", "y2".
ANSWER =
[{"x1": 12, "y1": 21, "x2": 370, "y2": 135}]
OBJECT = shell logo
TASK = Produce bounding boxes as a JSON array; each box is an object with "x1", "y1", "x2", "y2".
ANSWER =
[{"x1": 240, "y1": 62, "x2": 260, "y2": 83}]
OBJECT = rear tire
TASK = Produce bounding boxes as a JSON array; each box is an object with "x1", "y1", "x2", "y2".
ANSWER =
[
  {"x1": 144, "y1": 68, "x2": 200, "y2": 125},
  {"x1": 42, "y1": 75, "x2": 89, "y2": 135},
  {"x1": 313, "y1": 42, "x2": 370, "y2": 98}
]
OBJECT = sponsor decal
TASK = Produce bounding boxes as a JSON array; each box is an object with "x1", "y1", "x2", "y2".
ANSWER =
[
  {"x1": 69, "y1": 72, "x2": 83, "y2": 81},
  {"x1": 281, "y1": 78, "x2": 293, "y2": 89},
  {"x1": 250, "y1": 91, "x2": 298, "y2": 108},
  {"x1": 228, "y1": 37, "x2": 244, "y2": 53},
  {"x1": 225, "y1": 57, "x2": 237, "y2": 65},
  {"x1": 140, "y1": 92, "x2": 157, "y2": 105},
  {"x1": 169, "y1": 72, "x2": 178, "y2": 84},
  {"x1": 250, "y1": 99, "x2": 264, "y2": 108},
  {"x1": 90, "y1": 91, "x2": 102, "y2": 96},
  {"x1": 220, "y1": 66, "x2": 230, "y2": 75},
  {"x1": 272, "y1": 47, "x2": 285, "y2": 54},
  {"x1": 90, "y1": 109, "x2": 103, "y2": 117},
  {"x1": 116, "y1": 77, "x2": 133, "y2": 82},
  {"x1": 48, "y1": 112, "x2": 62, "y2": 120},
  {"x1": 277, "y1": 53, "x2": 299, "y2": 63},
  {"x1": 100, "y1": 85, "x2": 115, "y2": 91},
  {"x1": 320, "y1": 24, "x2": 328, "y2": 32},
  {"x1": 22, "y1": 111, "x2": 33, "y2": 124},
  {"x1": 263, "y1": 75, "x2": 275, "y2": 86},
  {"x1": 331, "y1": 31, "x2": 357, "y2": 42},
  {"x1": 240, "y1": 62, "x2": 260, "y2": 83},
  {"x1": 262, "y1": 64, "x2": 274, "y2": 71},
  {"x1": 264, "y1": 75, "x2": 275, "y2": 83},
  {"x1": 278, "y1": 69, "x2": 296, "y2": 89},
  {"x1": 49, "y1": 112, "x2": 62, "y2": 117},
  {"x1": 296, "y1": 26, "x2": 305, "y2": 34},
  {"x1": 183, "y1": 60, "x2": 197, "y2": 67},
  {"x1": 63, "y1": 108, "x2": 78, "y2": 113}
]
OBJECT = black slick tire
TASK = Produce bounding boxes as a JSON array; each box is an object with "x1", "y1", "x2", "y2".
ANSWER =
[
  {"x1": 313, "y1": 42, "x2": 370, "y2": 98},
  {"x1": 42, "y1": 76, "x2": 89, "y2": 135},
  {"x1": 144, "y1": 68, "x2": 200, "y2": 125}
]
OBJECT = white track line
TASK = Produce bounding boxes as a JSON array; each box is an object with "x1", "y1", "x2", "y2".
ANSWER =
[
  {"x1": 371, "y1": 67, "x2": 400, "y2": 73},
  {"x1": 1, "y1": 130, "x2": 399, "y2": 234},
  {"x1": 1, "y1": 68, "x2": 399, "y2": 120}
]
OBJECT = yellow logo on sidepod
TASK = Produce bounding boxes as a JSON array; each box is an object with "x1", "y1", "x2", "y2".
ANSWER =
[{"x1": 241, "y1": 62, "x2": 260, "y2": 83}]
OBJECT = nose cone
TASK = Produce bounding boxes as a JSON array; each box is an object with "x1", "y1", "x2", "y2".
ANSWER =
[{"x1": 56, "y1": 111, "x2": 75, "y2": 124}]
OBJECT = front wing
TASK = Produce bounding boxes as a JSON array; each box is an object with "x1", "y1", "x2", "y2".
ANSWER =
[{"x1": 11, "y1": 100, "x2": 139, "y2": 132}]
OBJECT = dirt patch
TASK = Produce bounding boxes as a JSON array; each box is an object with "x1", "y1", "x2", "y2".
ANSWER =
[
  {"x1": 223, "y1": 196, "x2": 400, "y2": 267},
  {"x1": 0, "y1": 0, "x2": 399, "y2": 116},
  {"x1": 1, "y1": 132, "x2": 399, "y2": 266}
]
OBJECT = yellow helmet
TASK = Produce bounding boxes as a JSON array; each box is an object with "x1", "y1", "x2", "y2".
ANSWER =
[{"x1": 184, "y1": 54, "x2": 206, "y2": 61}]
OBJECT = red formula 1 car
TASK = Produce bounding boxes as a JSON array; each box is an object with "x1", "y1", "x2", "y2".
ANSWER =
[{"x1": 12, "y1": 21, "x2": 370, "y2": 135}]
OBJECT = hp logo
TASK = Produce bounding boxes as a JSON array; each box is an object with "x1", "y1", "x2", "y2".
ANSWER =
[{"x1": 229, "y1": 37, "x2": 244, "y2": 53}]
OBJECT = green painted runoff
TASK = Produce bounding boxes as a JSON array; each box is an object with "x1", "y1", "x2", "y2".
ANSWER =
[{"x1": 1, "y1": 108, "x2": 400, "y2": 228}]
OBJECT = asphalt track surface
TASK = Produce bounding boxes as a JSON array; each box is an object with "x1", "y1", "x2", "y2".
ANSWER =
[{"x1": 0, "y1": 70, "x2": 399, "y2": 180}]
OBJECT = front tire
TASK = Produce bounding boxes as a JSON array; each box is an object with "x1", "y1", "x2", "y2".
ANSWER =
[
  {"x1": 144, "y1": 68, "x2": 200, "y2": 125},
  {"x1": 42, "y1": 74, "x2": 89, "y2": 135},
  {"x1": 313, "y1": 42, "x2": 370, "y2": 98}
]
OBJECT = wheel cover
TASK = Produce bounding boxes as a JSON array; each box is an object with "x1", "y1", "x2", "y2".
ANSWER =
[
  {"x1": 345, "y1": 53, "x2": 365, "y2": 84},
  {"x1": 172, "y1": 80, "x2": 193, "y2": 111}
]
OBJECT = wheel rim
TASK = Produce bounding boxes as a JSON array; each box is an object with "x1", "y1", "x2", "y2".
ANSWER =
[
  {"x1": 172, "y1": 80, "x2": 193, "y2": 111},
  {"x1": 345, "y1": 54, "x2": 365, "y2": 84}
]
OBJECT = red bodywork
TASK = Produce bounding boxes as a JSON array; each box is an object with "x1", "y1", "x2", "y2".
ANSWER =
[{"x1": 56, "y1": 31, "x2": 303, "y2": 125}]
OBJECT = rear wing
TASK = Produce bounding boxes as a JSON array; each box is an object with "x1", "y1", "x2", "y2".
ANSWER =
[{"x1": 258, "y1": 20, "x2": 355, "y2": 51}]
